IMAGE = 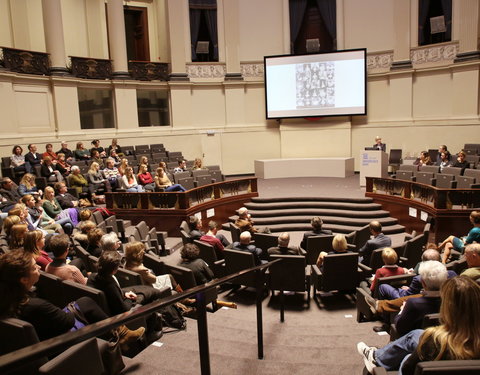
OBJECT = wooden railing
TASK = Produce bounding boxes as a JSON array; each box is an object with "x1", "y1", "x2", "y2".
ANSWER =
[
  {"x1": 366, "y1": 177, "x2": 480, "y2": 209},
  {"x1": 106, "y1": 177, "x2": 257, "y2": 210},
  {"x1": 365, "y1": 177, "x2": 480, "y2": 242},
  {"x1": 128, "y1": 61, "x2": 169, "y2": 81},
  {"x1": 105, "y1": 178, "x2": 258, "y2": 235},
  {"x1": 70, "y1": 56, "x2": 112, "y2": 79}
]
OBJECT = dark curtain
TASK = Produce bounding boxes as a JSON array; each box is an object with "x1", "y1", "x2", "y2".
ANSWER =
[
  {"x1": 189, "y1": 0, "x2": 217, "y2": 61},
  {"x1": 316, "y1": 0, "x2": 337, "y2": 50},
  {"x1": 418, "y1": 0, "x2": 430, "y2": 45},
  {"x1": 440, "y1": 0, "x2": 452, "y2": 41},
  {"x1": 289, "y1": 0, "x2": 308, "y2": 54},
  {"x1": 204, "y1": 10, "x2": 218, "y2": 61},
  {"x1": 189, "y1": 9, "x2": 201, "y2": 61}
]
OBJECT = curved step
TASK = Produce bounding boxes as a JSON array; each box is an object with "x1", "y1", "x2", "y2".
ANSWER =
[
  {"x1": 245, "y1": 201, "x2": 383, "y2": 211},
  {"x1": 242, "y1": 208, "x2": 390, "y2": 218},
  {"x1": 250, "y1": 196, "x2": 374, "y2": 204},
  {"x1": 257, "y1": 223, "x2": 405, "y2": 235},
  {"x1": 228, "y1": 215, "x2": 398, "y2": 227}
]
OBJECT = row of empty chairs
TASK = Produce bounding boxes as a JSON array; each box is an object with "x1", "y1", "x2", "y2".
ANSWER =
[{"x1": 393, "y1": 164, "x2": 480, "y2": 189}]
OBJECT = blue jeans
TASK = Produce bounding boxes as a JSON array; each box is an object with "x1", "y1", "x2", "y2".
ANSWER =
[
  {"x1": 375, "y1": 329, "x2": 424, "y2": 370},
  {"x1": 127, "y1": 185, "x2": 144, "y2": 192},
  {"x1": 165, "y1": 184, "x2": 186, "y2": 192},
  {"x1": 378, "y1": 284, "x2": 409, "y2": 300}
]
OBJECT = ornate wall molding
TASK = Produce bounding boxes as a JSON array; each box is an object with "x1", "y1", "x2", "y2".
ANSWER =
[
  {"x1": 240, "y1": 63, "x2": 264, "y2": 78},
  {"x1": 411, "y1": 42, "x2": 458, "y2": 66},
  {"x1": 187, "y1": 63, "x2": 226, "y2": 78},
  {"x1": 367, "y1": 52, "x2": 393, "y2": 73}
]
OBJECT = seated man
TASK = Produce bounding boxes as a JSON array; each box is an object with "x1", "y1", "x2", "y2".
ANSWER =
[
  {"x1": 461, "y1": 243, "x2": 480, "y2": 280},
  {"x1": 232, "y1": 231, "x2": 263, "y2": 265},
  {"x1": 56, "y1": 141, "x2": 74, "y2": 162},
  {"x1": 392, "y1": 261, "x2": 447, "y2": 337},
  {"x1": 179, "y1": 243, "x2": 214, "y2": 285},
  {"x1": 268, "y1": 232, "x2": 301, "y2": 256},
  {"x1": 189, "y1": 216, "x2": 229, "y2": 246},
  {"x1": 0, "y1": 177, "x2": 21, "y2": 213},
  {"x1": 45, "y1": 234, "x2": 87, "y2": 285},
  {"x1": 199, "y1": 220, "x2": 227, "y2": 259},
  {"x1": 235, "y1": 207, "x2": 259, "y2": 234},
  {"x1": 300, "y1": 216, "x2": 332, "y2": 250},
  {"x1": 24, "y1": 144, "x2": 42, "y2": 168},
  {"x1": 54, "y1": 182, "x2": 78, "y2": 209},
  {"x1": 173, "y1": 159, "x2": 187, "y2": 173},
  {"x1": 358, "y1": 221, "x2": 392, "y2": 266}
]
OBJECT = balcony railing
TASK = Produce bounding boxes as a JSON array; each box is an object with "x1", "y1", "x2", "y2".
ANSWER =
[
  {"x1": 128, "y1": 61, "x2": 170, "y2": 81},
  {"x1": 0, "y1": 46, "x2": 50, "y2": 75},
  {"x1": 70, "y1": 56, "x2": 112, "y2": 80}
]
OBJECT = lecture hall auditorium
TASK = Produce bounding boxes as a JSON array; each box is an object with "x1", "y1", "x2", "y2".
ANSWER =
[{"x1": 1, "y1": 1, "x2": 480, "y2": 374}]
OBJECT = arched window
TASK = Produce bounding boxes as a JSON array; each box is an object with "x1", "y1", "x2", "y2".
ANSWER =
[
  {"x1": 189, "y1": 0, "x2": 218, "y2": 62},
  {"x1": 418, "y1": 0, "x2": 452, "y2": 46},
  {"x1": 289, "y1": 0, "x2": 336, "y2": 55}
]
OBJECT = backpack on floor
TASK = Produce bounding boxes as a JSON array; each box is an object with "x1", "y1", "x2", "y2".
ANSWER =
[{"x1": 160, "y1": 304, "x2": 187, "y2": 330}]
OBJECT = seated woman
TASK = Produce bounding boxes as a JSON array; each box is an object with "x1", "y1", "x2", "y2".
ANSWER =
[
  {"x1": 117, "y1": 158, "x2": 129, "y2": 176},
  {"x1": 40, "y1": 156, "x2": 63, "y2": 183},
  {"x1": 438, "y1": 151, "x2": 453, "y2": 172},
  {"x1": 357, "y1": 276, "x2": 480, "y2": 374},
  {"x1": 125, "y1": 241, "x2": 178, "y2": 291},
  {"x1": 103, "y1": 158, "x2": 121, "y2": 190},
  {"x1": 21, "y1": 195, "x2": 62, "y2": 234},
  {"x1": 90, "y1": 139, "x2": 106, "y2": 158},
  {"x1": 10, "y1": 145, "x2": 31, "y2": 174},
  {"x1": 9, "y1": 203, "x2": 46, "y2": 233},
  {"x1": 18, "y1": 173, "x2": 42, "y2": 197},
  {"x1": 369, "y1": 248, "x2": 407, "y2": 292},
  {"x1": 42, "y1": 143, "x2": 58, "y2": 161},
  {"x1": 72, "y1": 220, "x2": 96, "y2": 249},
  {"x1": 107, "y1": 138, "x2": 123, "y2": 157},
  {"x1": 316, "y1": 234, "x2": 351, "y2": 268},
  {"x1": 86, "y1": 228, "x2": 104, "y2": 257},
  {"x1": 23, "y1": 229, "x2": 52, "y2": 270},
  {"x1": 137, "y1": 164, "x2": 155, "y2": 192},
  {"x1": 413, "y1": 151, "x2": 432, "y2": 168},
  {"x1": 74, "y1": 142, "x2": 90, "y2": 160},
  {"x1": 68, "y1": 166, "x2": 89, "y2": 197},
  {"x1": 89, "y1": 149, "x2": 104, "y2": 168},
  {"x1": 192, "y1": 157, "x2": 205, "y2": 170},
  {"x1": 2, "y1": 215, "x2": 21, "y2": 243},
  {"x1": 42, "y1": 186, "x2": 77, "y2": 230},
  {"x1": 154, "y1": 167, "x2": 186, "y2": 192},
  {"x1": 452, "y1": 150, "x2": 469, "y2": 172},
  {"x1": 87, "y1": 251, "x2": 166, "y2": 333},
  {"x1": 138, "y1": 156, "x2": 151, "y2": 172},
  {"x1": 180, "y1": 243, "x2": 214, "y2": 285},
  {"x1": 56, "y1": 153, "x2": 71, "y2": 177},
  {"x1": 7, "y1": 223, "x2": 28, "y2": 251},
  {"x1": 87, "y1": 162, "x2": 111, "y2": 194},
  {"x1": 438, "y1": 210, "x2": 480, "y2": 263},
  {"x1": 121, "y1": 167, "x2": 144, "y2": 192},
  {"x1": 108, "y1": 149, "x2": 121, "y2": 165},
  {"x1": 0, "y1": 250, "x2": 144, "y2": 350}
]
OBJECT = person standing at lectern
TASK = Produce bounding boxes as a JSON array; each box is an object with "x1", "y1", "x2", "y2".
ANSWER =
[{"x1": 373, "y1": 136, "x2": 386, "y2": 152}]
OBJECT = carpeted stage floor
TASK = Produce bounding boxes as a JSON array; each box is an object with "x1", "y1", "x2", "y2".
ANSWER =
[{"x1": 124, "y1": 175, "x2": 393, "y2": 375}]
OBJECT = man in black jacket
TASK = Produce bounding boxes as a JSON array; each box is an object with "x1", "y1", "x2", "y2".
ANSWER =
[
  {"x1": 0, "y1": 177, "x2": 21, "y2": 212},
  {"x1": 300, "y1": 216, "x2": 332, "y2": 250}
]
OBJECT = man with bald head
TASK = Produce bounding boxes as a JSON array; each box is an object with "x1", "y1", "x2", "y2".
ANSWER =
[
  {"x1": 232, "y1": 231, "x2": 263, "y2": 265},
  {"x1": 359, "y1": 221, "x2": 392, "y2": 266},
  {"x1": 267, "y1": 232, "x2": 301, "y2": 256}
]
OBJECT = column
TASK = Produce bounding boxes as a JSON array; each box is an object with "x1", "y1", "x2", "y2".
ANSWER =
[
  {"x1": 167, "y1": 0, "x2": 189, "y2": 80},
  {"x1": 222, "y1": 0, "x2": 242, "y2": 80},
  {"x1": 106, "y1": 0, "x2": 129, "y2": 78},
  {"x1": 391, "y1": 0, "x2": 412, "y2": 70},
  {"x1": 454, "y1": 0, "x2": 480, "y2": 62},
  {"x1": 41, "y1": 0, "x2": 68, "y2": 74}
]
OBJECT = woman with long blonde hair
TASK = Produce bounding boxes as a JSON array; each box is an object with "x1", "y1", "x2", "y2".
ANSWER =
[
  {"x1": 121, "y1": 166, "x2": 144, "y2": 192},
  {"x1": 358, "y1": 276, "x2": 480, "y2": 374},
  {"x1": 18, "y1": 173, "x2": 41, "y2": 197},
  {"x1": 118, "y1": 158, "x2": 129, "y2": 176},
  {"x1": 137, "y1": 164, "x2": 155, "y2": 191},
  {"x1": 87, "y1": 161, "x2": 111, "y2": 194}
]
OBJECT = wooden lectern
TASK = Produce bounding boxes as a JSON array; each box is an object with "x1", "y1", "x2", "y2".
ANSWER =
[{"x1": 359, "y1": 150, "x2": 389, "y2": 186}]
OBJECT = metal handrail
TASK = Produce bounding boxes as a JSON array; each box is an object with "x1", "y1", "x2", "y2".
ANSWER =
[{"x1": 0, "y1": 259, "x2": 280, "y2": 374}]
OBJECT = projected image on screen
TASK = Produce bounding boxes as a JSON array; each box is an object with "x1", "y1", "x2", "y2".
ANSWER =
[
  {"x1": 296, "y1": 62, "x2": 335, "y2": 109},
  {"x1": 264, "y1": 49, "x2": 366, "y2": 119}
]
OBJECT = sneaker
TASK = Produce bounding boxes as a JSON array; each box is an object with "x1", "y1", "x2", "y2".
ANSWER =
[
  {"x1": 365, "y1": 294, "x2": 378, "y2": 314},
  {"x1": 357, "y1": 342, "x2": 377, "y2": 373}
]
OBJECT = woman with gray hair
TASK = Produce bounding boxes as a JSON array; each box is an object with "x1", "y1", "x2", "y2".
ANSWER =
[{"x1": 100, "y1": 232, "x2": 122, "y2": 253}]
